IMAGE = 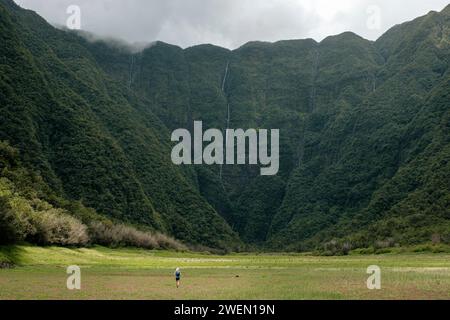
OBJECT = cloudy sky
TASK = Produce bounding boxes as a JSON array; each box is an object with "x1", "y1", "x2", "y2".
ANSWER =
[{"x1": 13, "y1": 0, "x2": 449, "y2": 49}]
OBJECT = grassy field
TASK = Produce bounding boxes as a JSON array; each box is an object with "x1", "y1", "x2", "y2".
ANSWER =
[{"x1": 0, "y1": 246, "x2": 449, "y2": 300}]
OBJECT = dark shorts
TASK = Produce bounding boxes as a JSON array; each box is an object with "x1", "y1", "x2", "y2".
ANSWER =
[{"x1": 176, "y1": 277, "x2": 180, "y2": 281}]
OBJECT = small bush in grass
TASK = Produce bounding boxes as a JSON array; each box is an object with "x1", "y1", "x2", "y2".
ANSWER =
[{"x1": 0, "y1": 250, "x2": 13, "y2": 268}]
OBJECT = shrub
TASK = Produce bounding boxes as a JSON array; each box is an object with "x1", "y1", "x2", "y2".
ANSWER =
[
  {"x1": 0, "y1": 193, "x2": 36, "y2": 244},
  {"x1": 321, "y1": 239, "x2": 353, "y2": 256},
  {"x1": 0, "y1": 250, "x2": 14, "y2": 269},
  {"x1": 0, "y1": 176, "x2": 89, "y2": 246},
  {"x1": 374, "y1": 238, "x2": 396, "y2": 249},
  {"x1": 153, "y1": 233, "x2": 187, "y2": 250},
  {"x1": 431, "y1": 233, "x2": 441, "y2": 245},
  {"x1": 32, "y1": 209, "x2": 89, "y2": 246},
  {"x1": 89, "y1": 221, "x2": 185, "y2": 250}
]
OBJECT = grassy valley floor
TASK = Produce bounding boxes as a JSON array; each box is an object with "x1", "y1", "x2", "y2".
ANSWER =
[{"x1": 0, "y1": 246, "x2": 449, "y2": 300}]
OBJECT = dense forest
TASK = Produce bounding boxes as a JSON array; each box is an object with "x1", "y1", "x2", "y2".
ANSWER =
[{"x1": 1, "y1": 0, "x2": 449, "y2": 253}]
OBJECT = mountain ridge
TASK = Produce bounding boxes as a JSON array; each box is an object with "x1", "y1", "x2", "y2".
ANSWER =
[{"x1": 1, "y1": 0, "x2": 449, "y2": 251}]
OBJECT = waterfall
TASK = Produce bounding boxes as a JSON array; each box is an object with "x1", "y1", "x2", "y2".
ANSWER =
[
  {"x1": 128, "y1": 55, "x2": 135, "y2": 89},
  {"x1": 220, "y1": 62, "x2": 230, "y2": 180},
  {"x1": 298, "y1": 49, "x2": 320, "y2": 166}
]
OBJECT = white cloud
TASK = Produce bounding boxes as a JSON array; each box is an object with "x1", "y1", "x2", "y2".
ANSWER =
[{"x1": 13, "y1": 0, "x2": 450, "y2": 49}]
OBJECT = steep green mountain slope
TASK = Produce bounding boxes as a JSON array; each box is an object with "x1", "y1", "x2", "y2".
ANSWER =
[
  {"x1": 111, "y1": 5, "x2": 449, "y2": 250},
  {"x1": 102, "y1": 6, "x2": 448, "y2": 250},
  {"x1": 0, "y1": 0, "x2": 240, "y2": 250},
  {"x1": 268, "y1": 6, "x2": 450, "y2": 250},
  {"x1": 1, "y1": 0, "x2": 449, "y2": 251}
]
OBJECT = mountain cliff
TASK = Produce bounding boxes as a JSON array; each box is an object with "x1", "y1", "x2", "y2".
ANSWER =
[{"x1": 1, "y1": 0, "x2": 449, "y2": 251}]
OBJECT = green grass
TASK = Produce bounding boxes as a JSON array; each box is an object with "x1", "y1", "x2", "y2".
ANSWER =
[{"x1": 1, "y1": 246, "x2": 450, "y2": 300}]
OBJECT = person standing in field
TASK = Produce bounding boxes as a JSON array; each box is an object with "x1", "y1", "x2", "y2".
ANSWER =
[{"x1": 175, "y1": 267, "x2": 181, "y2": 288}]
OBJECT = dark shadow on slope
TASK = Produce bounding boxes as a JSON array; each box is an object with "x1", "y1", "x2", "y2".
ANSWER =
[{"x1": 0, "y1": 245, "x2": 28, "y2": 268}]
